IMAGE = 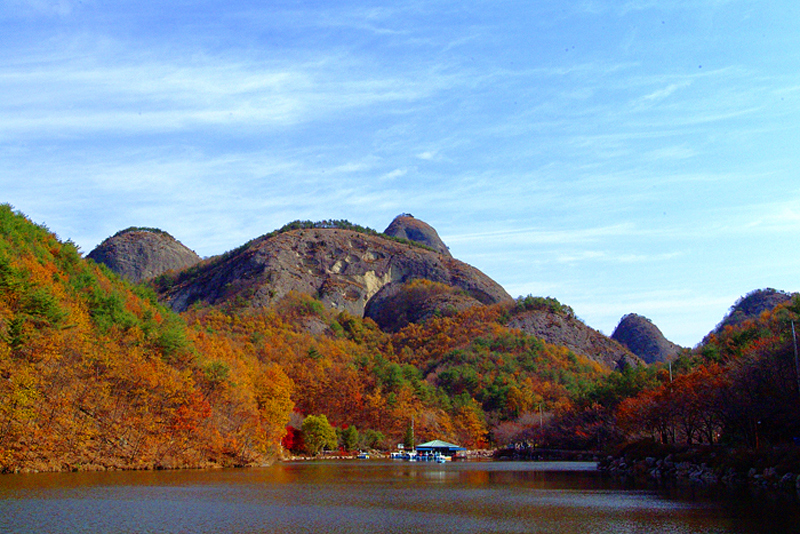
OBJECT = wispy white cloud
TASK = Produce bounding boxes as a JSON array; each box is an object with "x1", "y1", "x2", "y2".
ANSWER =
[
  {"x1": 639, "y1": 81, "x2": 691, "y2": 103},
  {"x1": 0, "y1": 40, "x2": 466, "y2": 140},
  {"x1": 739, "y1": 195, "x2": 800, "y2": 231},
  {"x1": 230, "y1": 4, "x2": 413, "y2": 37},
  {"x1": 381, "y1": 169, "x2": 408, "y2": 181},
  {"x1": 576, "y1": 0, "x2": 740, "y2": 17},
  {"x1": 332, "y1": 160, "x2": 375, "y2": 174},
  {"x1": 644, "y1": 145, "x2": 698, "y2": 160}
]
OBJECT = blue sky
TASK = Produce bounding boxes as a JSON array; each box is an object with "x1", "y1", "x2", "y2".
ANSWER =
[{"x1": 3, "y1": 1, "x2": 800, "y2": 346}]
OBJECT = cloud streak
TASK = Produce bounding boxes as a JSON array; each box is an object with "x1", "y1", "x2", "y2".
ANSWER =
[{"x1": 0, "y1": 42, "x2": 464, "y2": 140}]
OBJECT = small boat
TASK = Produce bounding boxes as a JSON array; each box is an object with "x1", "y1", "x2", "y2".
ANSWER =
[{"x1": 357, "y1": 452, "x2": 370, "y2": 459}]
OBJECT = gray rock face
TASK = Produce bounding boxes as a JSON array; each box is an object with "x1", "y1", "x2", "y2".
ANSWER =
[
  {"x1": 87, "y1": 229, "x2": 201, "y2": 284},
  {"x1": 508, "y1": 310, "x2": 642, "y2": 370},
  {"x1": 384, "y1": 215, "x2": 451, "y2": 257},
  {"x1": 611, "y1": 313, "x2": 683, "y2": 364},
  {"x1": 162, "y1": 228, "x2": 512, "y2": 316}
]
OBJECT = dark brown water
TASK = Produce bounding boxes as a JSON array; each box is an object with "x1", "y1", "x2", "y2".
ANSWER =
[{"x1": 0, "y1": 461, "x2": 797, "y2": 533}]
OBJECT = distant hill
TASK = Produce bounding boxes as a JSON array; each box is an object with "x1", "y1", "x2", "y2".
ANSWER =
[
  {"x1": 704, "y1": 288, "x2": 794, "y2": 343},
  {"x1": 611, "y1": 313, "x2": 682, "y2": 364},
  {"x1": 383, "y1": 214, "x2": 451, "y2": 256},
  {"x1": 506, "y1": 297, "x2": 642, "y2": 370},
  {"x1": 87, "y1": 227, "x2": 201, "y2": 283},
  {"x1": 156, "y1": 222, "x2": 512, "y2": 316}
]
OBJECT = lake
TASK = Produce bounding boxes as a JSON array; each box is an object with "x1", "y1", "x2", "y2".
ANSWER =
[{"x1": 0, "y1": 460, "x2": 798, "y2": 533}]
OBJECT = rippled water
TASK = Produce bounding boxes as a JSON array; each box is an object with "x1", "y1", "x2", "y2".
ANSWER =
[{"x1": 0, "y1": 461, "x2": 797, "y2": 533}]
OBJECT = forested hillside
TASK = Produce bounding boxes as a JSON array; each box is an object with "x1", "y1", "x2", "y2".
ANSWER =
[
  {"x1": 0, "y1": 205, "x2": 293, "y2": 472},
  {"x1": 527, "y1": 294, "x2": 800, "y2": 459},
  {"x1": 634, "y1": 297, "x2": 800, "y2": 448},
  {"x1": 182, "y1": 292, "x2": 606, "y2": 451}
]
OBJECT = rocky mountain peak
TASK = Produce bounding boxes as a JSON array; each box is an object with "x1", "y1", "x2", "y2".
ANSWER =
[
  {"x1": 87, "y1": 227, "x2": 201, "y2": 284},
  {"x1": 384, "y1": 214, "x2": 451, "y2": 256},
  {"x1": 611, "y1": 313, "x2": 682, "y2": 364},
  {"x1": 159, "y1": 225, "x2": 511, "y2": 317}
]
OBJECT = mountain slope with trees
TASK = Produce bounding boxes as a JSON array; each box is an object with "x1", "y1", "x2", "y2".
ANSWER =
[
  {"x1": 507, "y1": 297, "x2": 642, "y2": 370},
  {"x1": 703, "y1": 288, "x2": 794, "y2": 343},
  {"x1": 96, "y1": 218, "x2": 646, "y2": 371},
  {"x1": 0, "y1": 207, "x2": 609, "y2": 470},
  {"x1": 0, "y1": 205, "x2": 293, "y2": 472},
  {"x1": 519, "y1": 290, "x2": 800, "y2": 477}
]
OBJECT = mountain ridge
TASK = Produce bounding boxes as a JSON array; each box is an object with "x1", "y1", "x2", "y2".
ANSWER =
[
  {"x1": 158, "y1": 225, "x2": 512, "y2": 316},
  {"x1": 86, "y1": 217, "x2": 793, "y2": 367},
  {"x1": 704, "y1": 288, "x2": 795, "y2": 343},
  {"x1": 91, "y1": 217, "x2": 656, "y2": 370},
  {"x1": 507, "y1": 306, "x2": 642, "y2": 370}
]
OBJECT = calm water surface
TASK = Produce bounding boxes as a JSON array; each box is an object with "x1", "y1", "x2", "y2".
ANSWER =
[{"x1": 0, "y1": 460, "x2": 798, "y2": 534}]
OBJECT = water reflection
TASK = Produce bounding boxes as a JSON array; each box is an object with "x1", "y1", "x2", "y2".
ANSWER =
[{"x1": 0, "y1": 461, "x2": 797, "y2": 534}]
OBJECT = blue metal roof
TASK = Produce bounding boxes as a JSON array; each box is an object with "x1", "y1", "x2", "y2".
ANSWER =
[{"x1": 416, "y1": 440, "x2": 466, "y2": 451}]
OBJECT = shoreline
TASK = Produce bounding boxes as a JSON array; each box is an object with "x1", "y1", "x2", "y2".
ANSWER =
[{"x1": 597, "y1": 445, "x2": 800, "y2": 502}]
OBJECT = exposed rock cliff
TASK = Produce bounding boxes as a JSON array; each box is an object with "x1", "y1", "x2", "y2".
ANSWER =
[
  {"x1": 87, "y1": 228, "x2": 201, "y2": 284},
  {"x1": 384, "y1": 214, "x2": 451, "y2": 257},
  {"x1": 611, "y1": 313, "x2": 682, "y2": 364},
  {"x1": 508, "y1": 309, "x2": 642, "y2": 370},
  {"x1": 160, "y1": 227, "x2": 512, "y2": 316}
]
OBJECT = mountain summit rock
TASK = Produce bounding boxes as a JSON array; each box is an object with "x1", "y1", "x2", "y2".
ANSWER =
[
  {"x1": 384, "y1": 214, "x2": 451, "y2": 256},
  {"x1": 611, "y1": 313, "x2": 682, "y2": 364},
  {"x1": 87, "y1": 228, "x2": 201, "y2": 284}
]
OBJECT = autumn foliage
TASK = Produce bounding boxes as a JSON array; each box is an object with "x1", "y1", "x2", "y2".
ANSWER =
[
  {"x1": 0, "y1": 205, "x2": 292, "y2": 471},
  {"x1": 534, "y1": 294, "x2": 800, "y2": 454},
  {"x1": 3, "y1": 205, "x2": 795, "y2": 473},
  {"x1": 0, "y1": 206, "x2": 612, "y2": 470}
]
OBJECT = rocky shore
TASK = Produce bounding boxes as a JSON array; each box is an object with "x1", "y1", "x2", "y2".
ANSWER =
[{"x1": 598, "y1": 448, "x2": 800, "y2": 500}]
